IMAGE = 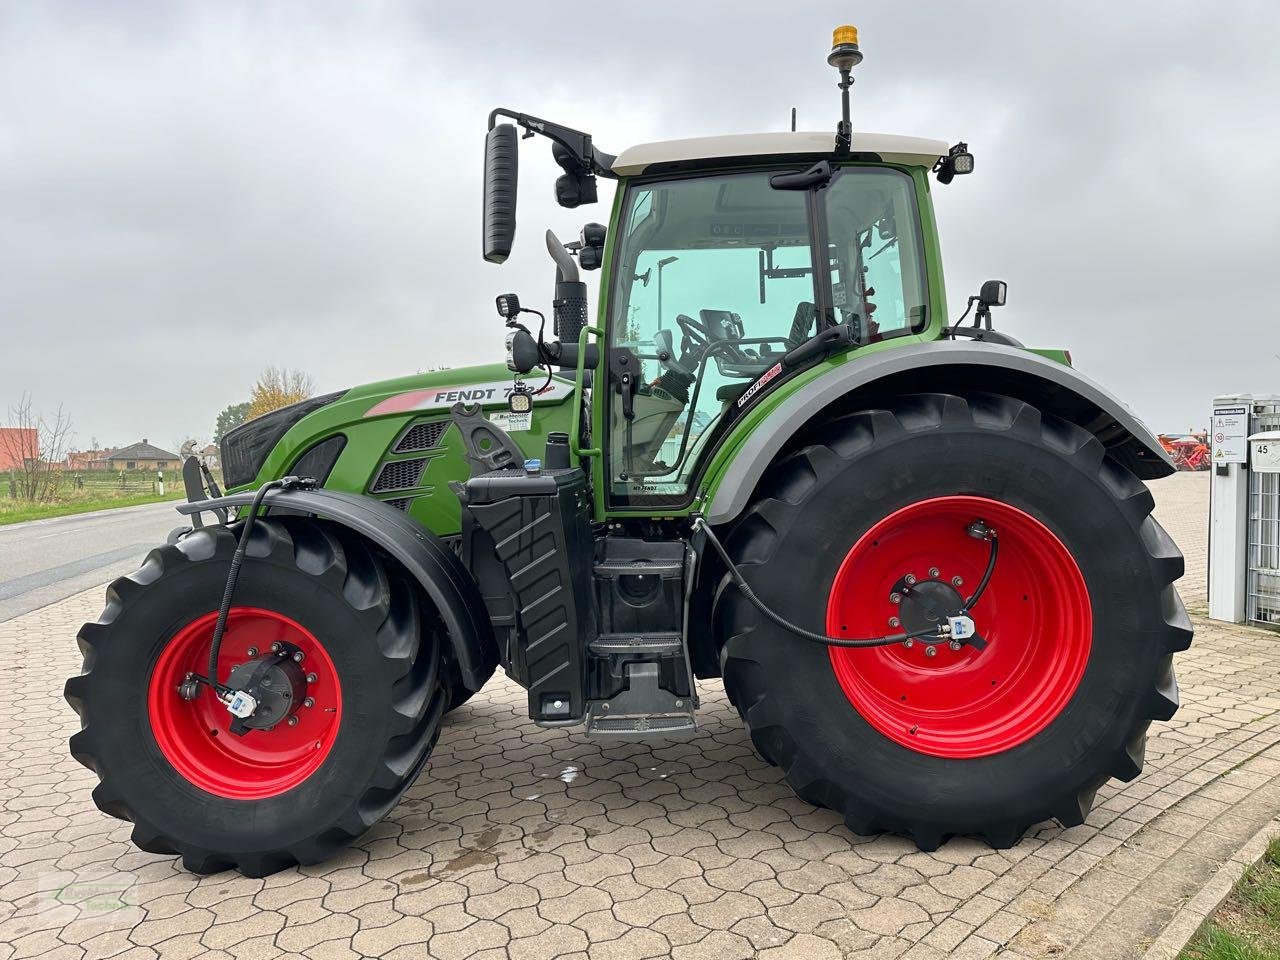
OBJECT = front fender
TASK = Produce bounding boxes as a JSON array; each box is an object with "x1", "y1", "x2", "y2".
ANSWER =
[
  {"x1": 704, "y1": 341, "x2": 1174, "y2": 525},
  {"x1": 176, "y1": 488, "x2": 497, "y2": 690}
]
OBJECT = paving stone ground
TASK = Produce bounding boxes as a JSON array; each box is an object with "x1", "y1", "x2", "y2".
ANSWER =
[{"x1": 1, "y1": 472, "x2": 1277, "y2": 960}]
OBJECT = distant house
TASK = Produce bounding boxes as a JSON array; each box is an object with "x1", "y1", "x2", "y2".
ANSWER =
[
  {"x1": 94, "y1": 439, "x2": 181, "y2": 472},
  {"x1": 0, "y1": 427, "x2": 38, "y2": 471},
  {"x1": 200, "y1": 443, "x2": 220, "y2": 470},
  {"x1": 66, "y1": 448, "x2": 116, "y2": 471}
]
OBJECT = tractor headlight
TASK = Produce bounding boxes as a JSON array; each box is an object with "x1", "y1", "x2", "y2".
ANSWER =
[{"x1": 221, "y1": 391, "x2": 345, "y2": 489}]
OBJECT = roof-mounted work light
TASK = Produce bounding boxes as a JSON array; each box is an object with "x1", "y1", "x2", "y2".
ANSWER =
[{"x1": 934, "y1": 142, "x2": 975, "y2": 184}]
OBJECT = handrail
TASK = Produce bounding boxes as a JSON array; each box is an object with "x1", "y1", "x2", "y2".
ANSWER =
[{"x1": 571, "y1": 324, "x2": 604, "y2": 459}]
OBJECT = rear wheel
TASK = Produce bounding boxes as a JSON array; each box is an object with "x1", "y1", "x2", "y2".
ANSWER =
[
  {"x1": 717, "y1": 393, "x2": 1192, "y2": 849},
  {"x1": 65, "y1": 517, "x2": 446, "y2": 877}
]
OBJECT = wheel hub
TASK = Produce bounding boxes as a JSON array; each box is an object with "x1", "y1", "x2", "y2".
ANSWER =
[
  {"x1": 223, "y1": 647, "x2": 307, "y2": 732},
  {"x1": 895, "y1": 577, "x2": 967, "y2": 644}
]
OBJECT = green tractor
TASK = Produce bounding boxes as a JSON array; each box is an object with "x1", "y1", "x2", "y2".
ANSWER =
[{"x1": 66, "y1": 26, "x2": 1190, "y2": 877}]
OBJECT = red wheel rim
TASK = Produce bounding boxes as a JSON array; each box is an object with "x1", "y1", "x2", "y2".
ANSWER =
[
  {"x1": 826, "y1": 496, "x2": 1091, "y2": 758},
  {"x1": 147, "y1": 608, "x2": 342, "y2": 799}
]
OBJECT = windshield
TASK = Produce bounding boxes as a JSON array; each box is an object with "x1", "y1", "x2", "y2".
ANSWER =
[{"x1": 606, "y1": 167, "x2": 926, "y2": 507}]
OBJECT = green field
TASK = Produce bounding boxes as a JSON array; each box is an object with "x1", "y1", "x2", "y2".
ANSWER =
[
  {"x1": 0, "y1": 469, "x2": 210, "y2": 526},
  {"x1": 1181, "y1": 835, "x2": 1280, "y2": 960}
]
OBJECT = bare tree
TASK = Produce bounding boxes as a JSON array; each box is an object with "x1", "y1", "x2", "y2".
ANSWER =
[{"x1": 1, "y1": 394, "x2": 74, "y2": 502}]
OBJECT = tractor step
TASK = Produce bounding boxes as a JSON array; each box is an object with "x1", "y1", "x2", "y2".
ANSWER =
[
  {"x1": 589, "y1": 633, "x2": 683, "y2": 655},
  {"x1": 593, "y1": 557, "x2": 684, "y2": 579},
  {"x1": 584, "y1": 662, "x2": 697, "y2": 739}
]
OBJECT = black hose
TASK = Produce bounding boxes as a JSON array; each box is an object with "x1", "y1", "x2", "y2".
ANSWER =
[
  {"x1": 963, "y1": 535, "x2": 999, "y2": 611},
  {"x1": 206, "y1": 479, "x2": 285, "y2": 687},
  {"x1": 693, "y1": 519, "x2": 938, "y2": 649}
]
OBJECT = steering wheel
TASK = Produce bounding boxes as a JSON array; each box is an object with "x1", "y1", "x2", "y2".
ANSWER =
[{"x1": 675, "y1": 313, "x2": 711, "y2": 354}]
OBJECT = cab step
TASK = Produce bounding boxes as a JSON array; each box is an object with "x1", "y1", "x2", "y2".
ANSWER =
[
  {"x1": 589, "y1": 633, "x2": 683, "y2": 655},
  {"x1": 584, "y1": 662, "x2": 696, "y2": 739}
]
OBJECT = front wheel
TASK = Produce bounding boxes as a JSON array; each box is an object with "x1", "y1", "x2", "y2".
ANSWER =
[
  {"x1": 65, "y1": 517, "x2": 447, "y2": 877},
  {"x1": 717, "y1": 393, "x2": 1192, "y2": 850}
]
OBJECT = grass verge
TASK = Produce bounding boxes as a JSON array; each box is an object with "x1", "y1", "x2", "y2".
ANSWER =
[
  {"x1": 1180, "y1": 834, "x2": 1280, "y2": 959},
  {"x1": 0, "y1": 489, "x2": 185, "y2": 526}
]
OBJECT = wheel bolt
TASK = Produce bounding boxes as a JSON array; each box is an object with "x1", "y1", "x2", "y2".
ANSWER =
[
  {"x1": 303, "y1": 697, "x2": 314, "y2": 708},
  {"x1": 903, "y1": 638, "x2": 914, "y2": 648},
  {"x1": 247, "y1": 646, "x2": 258, "y2": 657},
  {"x1": 306, "y1": 672, "x2": 317, "y2": 683},
  {"x1": 929, "y1": 567, "x2": 940, "y2": 579},
  {"x1": 271, "y1": 642, "x2": 282, "y2": 653},
  {"x1": 904, "y1": 574, "x2": 917, "y2": 586},
  {"x1": 287, "y1": 716, "x2": 299, "y2": 727},
  {"x1": 888, "y1": 617, "x2": 901, "y2": 628},
  {"x1": 949, "y1": 641, "x2": 962, "y2": 651},
  {"x1": 292, "y1": 651, "x2": 304, "y2": 663},
  {"x1": 952, "y1": 576, "x2": 964, "y2": 587},
  {"x1": 924, "y1": 646, "x2": 937, "y2": 658},
  {"x1": 890, "y1": 592, "x2": 902, "y2": 604}
]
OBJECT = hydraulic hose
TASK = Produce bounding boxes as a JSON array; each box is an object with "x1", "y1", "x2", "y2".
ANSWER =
[
  {"x1": 692, "y1": 518, "x2": 940, "y2": 649},
  {"x1": 205, "y1": 478, "x2": 286, "y2": 688}
]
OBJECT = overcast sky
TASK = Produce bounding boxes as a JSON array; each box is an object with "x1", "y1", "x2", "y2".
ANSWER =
[{"x1": 2, "y1": 1, "x2": 1277, "y2": 450}]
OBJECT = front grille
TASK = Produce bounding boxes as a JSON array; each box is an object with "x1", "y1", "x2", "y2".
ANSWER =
[
  {"x1": 394, "y1": 420, "x2": 448, "y2": 453},
  {"x1": 384, "y1": 497, "x2": 414, "y2": 512},
  {"x1": 370, "y1": 458, "x2": 427, "y2": 493},
  {"x1": 220, "y1": 390, "x2": 346, "y2": 488}
]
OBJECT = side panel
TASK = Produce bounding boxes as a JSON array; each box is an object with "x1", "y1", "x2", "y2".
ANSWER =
[
  {"x1": 702, "y1": 341, "x2": 1176, "y2": 525},
  {"x1": 238, "y1": 363, "x2": 577, "y2": 537}
]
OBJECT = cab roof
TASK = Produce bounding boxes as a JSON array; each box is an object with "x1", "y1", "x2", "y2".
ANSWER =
[{"x1": 610, "y1": 131, "x2": 949, "y2": 176}]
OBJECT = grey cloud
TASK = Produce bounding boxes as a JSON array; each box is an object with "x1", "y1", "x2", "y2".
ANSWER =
[{"x1": 2, "y1": 0, "x2": 1276, "y2": 446}]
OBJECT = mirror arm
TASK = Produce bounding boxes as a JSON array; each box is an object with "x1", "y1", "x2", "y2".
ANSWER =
[{"x1": 488, "y1": 108, "x2": 617, "y2": 177}]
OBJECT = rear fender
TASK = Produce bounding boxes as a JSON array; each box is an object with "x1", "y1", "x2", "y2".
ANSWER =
[
  {"x1": 176, "y1": 488, "x2": 497, "y2": 690},
  {"x1": 704, "y1": 341, "x2": 1174, "y2": 525}
]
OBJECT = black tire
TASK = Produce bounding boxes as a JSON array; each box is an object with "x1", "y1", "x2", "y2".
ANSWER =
[
  {"x1": 64, "y1": 516, "x2": 447, "y2": 877},
  {"x1": 442, "y1": 654, "x2": 491, "y2": 713},
  {"x1": 717, "y1": 392, "x2": 1192, "y2": 850}
]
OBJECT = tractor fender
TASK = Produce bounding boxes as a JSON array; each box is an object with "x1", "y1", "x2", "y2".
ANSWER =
[
  {"x1": 175, "y1": 488, "x2": 497, "y2": 690},
  {"x1": 705, "y1": 341, "x2": 1175, "y2": 525}
]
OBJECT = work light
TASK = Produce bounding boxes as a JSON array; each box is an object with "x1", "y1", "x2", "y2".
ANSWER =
[{"x1": 495, "y1": 293, "x2": 521, "y2": 318}]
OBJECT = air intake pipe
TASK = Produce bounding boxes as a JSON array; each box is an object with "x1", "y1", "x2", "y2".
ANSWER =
[{"x1": 545, "y1": 230, "x2": 588, "y2": 345}]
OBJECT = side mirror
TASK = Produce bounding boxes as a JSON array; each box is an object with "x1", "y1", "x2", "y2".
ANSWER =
[
  {"x1": 483, "y1": 124, "x2": 519, "y2": 264},
  {"x1": 979, "y1": 279, "x2": 1007, "y2": 307}
]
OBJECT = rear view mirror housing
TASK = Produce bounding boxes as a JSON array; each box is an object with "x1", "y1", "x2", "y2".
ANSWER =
[{"x1": 483, "y1": 124, "x2": 519, "y2": 263}]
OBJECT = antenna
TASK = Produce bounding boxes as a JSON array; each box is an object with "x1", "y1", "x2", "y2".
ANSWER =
[
  {"x1": 790, "y1": 107, "x2": 797, "y2": 132},
  {"x1": 827, "y1": 25, "x2": 863, "y2": 155}
]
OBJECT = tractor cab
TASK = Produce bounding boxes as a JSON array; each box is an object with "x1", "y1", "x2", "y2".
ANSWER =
[
  {"x1": 484, "y1": 26, "x2": 972, "y2": 512},
  {"x1": 599, "y1": 134, "x2": 945, "y2": 504}
]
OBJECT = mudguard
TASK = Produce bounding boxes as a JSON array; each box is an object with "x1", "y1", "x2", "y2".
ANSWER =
[
  {"x1": 705, "y1": 341, "x2": 1175, "y2": 525},
  {"x1": 175, "y1": 487, "x2": 497, "y2": 690}
]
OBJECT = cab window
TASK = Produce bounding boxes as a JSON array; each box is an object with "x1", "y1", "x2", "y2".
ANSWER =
[{"x1": 606, "y1": 173, "x2": 815, "y2": 503}]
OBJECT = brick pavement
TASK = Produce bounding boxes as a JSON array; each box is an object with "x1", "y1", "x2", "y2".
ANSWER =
[{"x1": 0, "y1": 471, "x2": 1276, "y2": 960}]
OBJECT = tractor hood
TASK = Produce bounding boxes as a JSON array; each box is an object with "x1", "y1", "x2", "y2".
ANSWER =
[
  {"x1": 222, "y1": 362, "x2": 578, "y2": 538},
  {"x1": 348, "y1": 363, "x2": 574, "y2": 417}
]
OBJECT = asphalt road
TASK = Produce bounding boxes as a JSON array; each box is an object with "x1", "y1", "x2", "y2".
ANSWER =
[{"x1": 0, "y1": 500, "x2": 186, "y2": 622}]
